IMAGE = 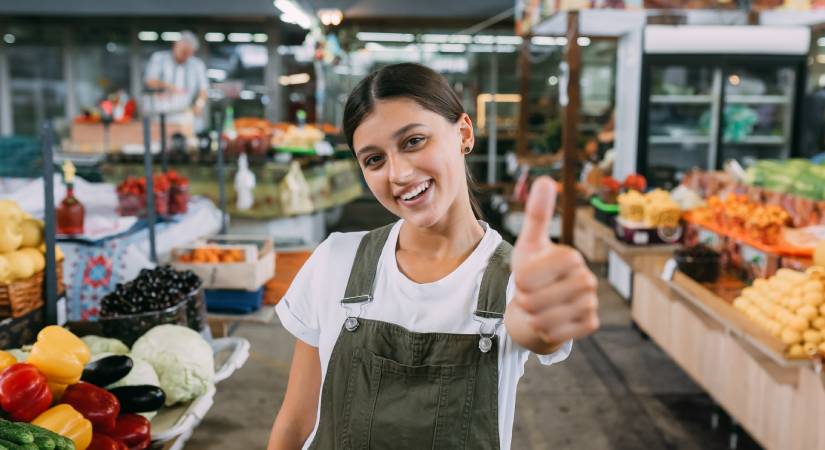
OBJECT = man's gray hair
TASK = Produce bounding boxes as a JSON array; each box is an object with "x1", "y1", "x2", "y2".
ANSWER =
[{"x1": 178, "y1": 30, "x2": 199, "y2": 51}]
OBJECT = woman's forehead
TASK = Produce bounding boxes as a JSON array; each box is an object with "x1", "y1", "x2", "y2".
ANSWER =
[{"x1": 354, "y1": 98, "x2": 447, "y2": 144}]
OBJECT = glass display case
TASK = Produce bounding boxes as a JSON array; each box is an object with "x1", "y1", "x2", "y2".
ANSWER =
[{"x1": 638, "y1": 55, "x2": 805, "y2": 188}]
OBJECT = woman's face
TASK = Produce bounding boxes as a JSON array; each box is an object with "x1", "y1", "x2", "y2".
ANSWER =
[{"x1": 352, "y1": 98, "x2": 473, "y2": 229}]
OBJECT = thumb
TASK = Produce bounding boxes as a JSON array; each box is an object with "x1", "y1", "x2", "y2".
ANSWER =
[{"x1": 514, "y1": 176, "x2": 557, "y2": 256}]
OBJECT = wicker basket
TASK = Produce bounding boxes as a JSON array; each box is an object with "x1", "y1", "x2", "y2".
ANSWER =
[{"x1": 0, "y1": 264, "x2": 65, "y2": 319}]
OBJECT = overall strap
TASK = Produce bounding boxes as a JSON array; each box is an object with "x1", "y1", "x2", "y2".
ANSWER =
[
  {"x1": 474, "y1": 241, "x2": 513, "y2": 319},
  {"x1": 342, "y1": 223, "x2": 395, "y2": 304}
]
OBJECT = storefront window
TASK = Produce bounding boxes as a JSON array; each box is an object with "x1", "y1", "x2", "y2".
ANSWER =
[
  {"x1": 206, "y1": 38, "x2": 268, "y2": 118},
  {"x1": 5, "y1": 25, "x2": 65, "y2": 137},
  {"x1": 71, "y1": 28, "x2": 131, "y2": 114}
]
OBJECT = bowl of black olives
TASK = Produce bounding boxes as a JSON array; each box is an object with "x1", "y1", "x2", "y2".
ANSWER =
[
  {"x1": 99, "y1": 266, "x2": 204, "y2": 345},
  {"x1": 675, "y1": 244, "x2": 720, "y2": 283}
]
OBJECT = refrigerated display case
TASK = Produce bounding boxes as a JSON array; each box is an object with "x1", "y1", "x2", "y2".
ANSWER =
[
  {"x1": 614, "y1": 25, "x2": 810, "y2": 189},
  {"x1": 639, "y1": 55, "x2": 805, "y2": 188}
]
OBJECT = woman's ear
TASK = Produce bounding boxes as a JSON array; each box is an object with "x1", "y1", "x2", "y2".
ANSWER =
[{"x1": 458, "y1": 113, "x2": 475, "y2": 152}]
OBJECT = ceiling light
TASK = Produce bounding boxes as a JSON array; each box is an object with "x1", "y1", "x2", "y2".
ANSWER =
[
  {"x1": 357, "y1": 32, "x2": 415, "y2": 43},
  {"x1": 274, "y1": 0, "x2": 312, "y2": 30},
  {"x1": 448, "y1": 34, "x2": 472, "y2": 44},
  {"x1": 205, "y1": 33, "x2": 225, "y2": 42},
  {"x1": 729, "y1": 74, "x2": 741, "y2": 86},
  {"x1": 531, "y1": 36, "x2": 559, "y2": 46},
  {"x1": 548, "y1": 76, "x2": 559, "y2": 85},
  {"x1": 577, "y1": 37, "x2": 591, "y2": 46},
  {"x1": 469, "y1": 44, "x2": 493, "y2": 53},
  {"x1": 496, "y1": 36, "x2": 522, "y2": 45},
  {"x1": 138, "y1": 31, "x2": 158, "y2": 42},
  {"x1": 318, "y1": 8, "x2": 343, "y2": 26},
  {"x1": 239, "y1": 90, "x2": 256, "y2": 100},
  {"x1": 161, "y1": 32, "x2": 181, "y2": 42},
  {"x1": 228, "y1": 33, "x2": 253, "y2": 43},
  {"x1": 422, "y1": 34, "x2": 450, "y2": 43},
  {"x1": 3, "y1": 34, "x2": 15, "y2": 44},
  {"x1": 496, "y1": 45, "x2": 517, "y2": 53},
  {"x1": 254, "y1": 33, "x2": 268, "y2": 43},
  {"x1": 106, "y1": 42, "x2": 117, "y2": 52},
  {"x1": 440, "y1": 44, "x2": 466, "y2": 53},
  {"x1": 818, "y1": 37, "x2": 825, "y2": 47},
  {"x1": 473, "y1": 35, "x2": 496, "y2": 44}
]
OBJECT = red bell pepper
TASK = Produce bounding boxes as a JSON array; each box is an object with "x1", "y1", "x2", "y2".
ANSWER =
[
  {"x1": 0, "y1": 363, "x2": 53, "y2": 422},
  {"x1": 88, "y1": 432, "x2": 129, "y2": 450},
  {"x1": 61, "y1": 382, "x2": 120, "y2": 432},
  {"x1": 102, "y1": 414, "x2": 151, "y2": 450}
]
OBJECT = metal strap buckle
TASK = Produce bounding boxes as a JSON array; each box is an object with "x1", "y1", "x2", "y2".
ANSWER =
[
  {"x1": 340, "y1": 294, "x2": 372, "y2": 332},
  {"x1": 473, "y1": 315, "x2": 503, "y2": 353}
]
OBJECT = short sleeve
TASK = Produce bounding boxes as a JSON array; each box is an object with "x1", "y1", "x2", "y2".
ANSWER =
[
  {"x1": 145, "y1": 52, "x2": 163, "y2": 82},
  {"x1": 274, "y1": 239, "x2": 333, "y2": 347},
  {"x1": 505, "y1": 275, "x2": 573, "y2": 366}
]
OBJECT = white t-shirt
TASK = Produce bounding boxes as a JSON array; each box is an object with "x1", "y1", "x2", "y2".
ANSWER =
[{"x1": 275, "y1": 220, "x2": 573, "y2": 450}]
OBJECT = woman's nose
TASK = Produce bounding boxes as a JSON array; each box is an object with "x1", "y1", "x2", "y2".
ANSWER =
[{"x1": 387, "y1": 153, "x2": 414, "y2": 185}]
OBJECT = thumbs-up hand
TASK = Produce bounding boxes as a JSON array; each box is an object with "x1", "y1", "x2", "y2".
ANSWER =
[{"x1": 505, "y1": 176, "x2": 600, "y2": 354}]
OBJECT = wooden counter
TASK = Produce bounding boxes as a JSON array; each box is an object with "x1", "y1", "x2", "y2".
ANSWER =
[
  {"x1": 574, "y1": 207, "x2": 678, "y2": 276},
  {"x1": 632, "y1": 271, "x2": 825, "y2": 450}
]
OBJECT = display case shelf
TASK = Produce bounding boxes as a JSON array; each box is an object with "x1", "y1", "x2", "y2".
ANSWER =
[
  {"x1": 650, "y1": 95, "x2": 713, "y2": 104},
  {"x1": 724, "y1": 135, "x2": 786, "y2": 145},
  {"x1": 725, "y1": 95, "x2": 790, "y2": 104},
  {"x1": 649, "y1": 135, "x2": 711, "y2": 145}
]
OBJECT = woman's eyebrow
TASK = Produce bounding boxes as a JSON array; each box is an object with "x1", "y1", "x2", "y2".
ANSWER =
[{"x1": 392, "y1": 123, "x2": 425, "y2": 139}]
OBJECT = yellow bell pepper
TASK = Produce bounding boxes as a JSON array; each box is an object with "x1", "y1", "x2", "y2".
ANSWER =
[
  {"x1": 32, "y1": 404, "x2": 92, "y2": 450},
  {"x1": 48, "y1": 381, "x2": 68, "y2": 401},
  {"x1": 0, "y1": 350, "x2": 16, "y2": 373},
  {"x1": 27, "y1": 326, "x2": 90, "y2": 385}
]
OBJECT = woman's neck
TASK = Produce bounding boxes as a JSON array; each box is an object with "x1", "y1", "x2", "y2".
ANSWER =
[{"x1": 397, "y1": 202, "x2": 485, "y2": 261}]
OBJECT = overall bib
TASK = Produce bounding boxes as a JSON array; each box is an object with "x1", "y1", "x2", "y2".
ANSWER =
[{"x1": 309, "y1": 224, "x2": 513, "y2": 449}]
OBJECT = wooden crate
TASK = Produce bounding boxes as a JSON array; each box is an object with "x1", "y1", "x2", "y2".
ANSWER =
[{"x1": 171, "y1": 236, "x2": 275, "y2": 292}]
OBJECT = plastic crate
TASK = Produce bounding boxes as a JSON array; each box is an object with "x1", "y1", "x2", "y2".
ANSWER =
[
  {"x1": 204, "y1": 288, "x2": 264, "y2": 314},
  {"x1": 0, "y1": 136, "x2": 43, "y2": 178}
]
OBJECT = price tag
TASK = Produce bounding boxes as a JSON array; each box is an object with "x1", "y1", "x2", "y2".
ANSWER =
[
  {"x1": 633, "y1": 232, "x2": 649, "y2": 245},
  {"x1": 740, "y1": 244, "x2": 768, "y2": 274},
  {"x1": 661, "y1": 258, "x2": 678, "y2": 281},
  {"x1": 57, "y1": 296, "x2": 67, "y2": 326},
  {"x1": 314, "y1": 140, "x2": 334, "y2": 156}
]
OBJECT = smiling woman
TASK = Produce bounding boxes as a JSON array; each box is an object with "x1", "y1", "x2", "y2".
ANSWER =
[{"x1": 268, "y1": 63, "x2": 599, "y2": 450}]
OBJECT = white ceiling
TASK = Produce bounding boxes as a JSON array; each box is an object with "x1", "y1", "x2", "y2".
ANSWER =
[{"x1": 303, "y1": 0, "x2": 513, "y2": 20}]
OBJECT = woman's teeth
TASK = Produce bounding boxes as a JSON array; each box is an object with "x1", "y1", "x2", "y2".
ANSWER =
[{"x1": 401, "y1": 180, "x2": 431, "y2": 201}]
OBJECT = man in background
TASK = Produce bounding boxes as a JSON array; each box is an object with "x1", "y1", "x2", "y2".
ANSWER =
[{"x1": 144, "y1": 30, "x2": 209, "y2": 132}]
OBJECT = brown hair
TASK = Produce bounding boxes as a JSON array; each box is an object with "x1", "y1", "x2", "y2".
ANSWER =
[{"x1": 343, "y1": 62, "x2": 483, "y2": 219}]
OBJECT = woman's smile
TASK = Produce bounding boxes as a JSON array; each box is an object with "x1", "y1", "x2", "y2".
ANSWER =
[{"x1": 396, "y1": 178, "x2": 434, "y2": 207}]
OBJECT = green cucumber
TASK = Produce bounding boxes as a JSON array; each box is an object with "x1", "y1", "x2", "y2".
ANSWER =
[
  {"x1": 8, "y1": 425, "x2": 68, "y2": 450},
  {"x1": 32, "y1": 436, "x2": 54, "y2": 450},
  {"x1": 0, "y1": 437, "x2": 28, "y2": 450},
  {"x1": 0, "y1": 422, "x2": 34, "y2": 445}
]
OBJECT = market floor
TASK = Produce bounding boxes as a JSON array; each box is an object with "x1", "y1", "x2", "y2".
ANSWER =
[{"x1": 186, "y1": 199, "x2": 764, "y2": 450}]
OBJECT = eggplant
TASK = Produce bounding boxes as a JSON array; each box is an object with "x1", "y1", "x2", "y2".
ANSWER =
[
  {"x1": 82, "y1": 355, "x2": 133, "y2": 387},
  {"x1": 108, "y1": 385, "x2": 166, "y2": 413}
]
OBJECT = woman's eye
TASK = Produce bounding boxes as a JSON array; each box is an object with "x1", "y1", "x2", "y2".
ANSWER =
[
  {"x1": 405, "y1": 136, "x2": 425, "y2": 148},
  {"x1": 364, "y1": 155, "x2": 383, "y2": 167}
]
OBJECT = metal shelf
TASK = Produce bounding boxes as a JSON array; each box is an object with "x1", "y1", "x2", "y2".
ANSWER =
[
  {"x1": 650, "y1": 95, "x2": 713, "y2": 104},
  {"x1": 725, "y1": 95, "x2": 790, "y2": 104},
  {"x1": 649, "y1": 135, "x2": 711, "y2": 145}
]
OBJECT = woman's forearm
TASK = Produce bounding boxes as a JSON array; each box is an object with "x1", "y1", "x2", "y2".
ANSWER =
[{"x1": 267, "y1": 413, "x2": 311, "y2": 450}]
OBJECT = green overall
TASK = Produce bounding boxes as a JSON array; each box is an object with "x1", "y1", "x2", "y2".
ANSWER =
[{"x1": 309, "y1": 224, "x2": 513, "y2": 449}]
